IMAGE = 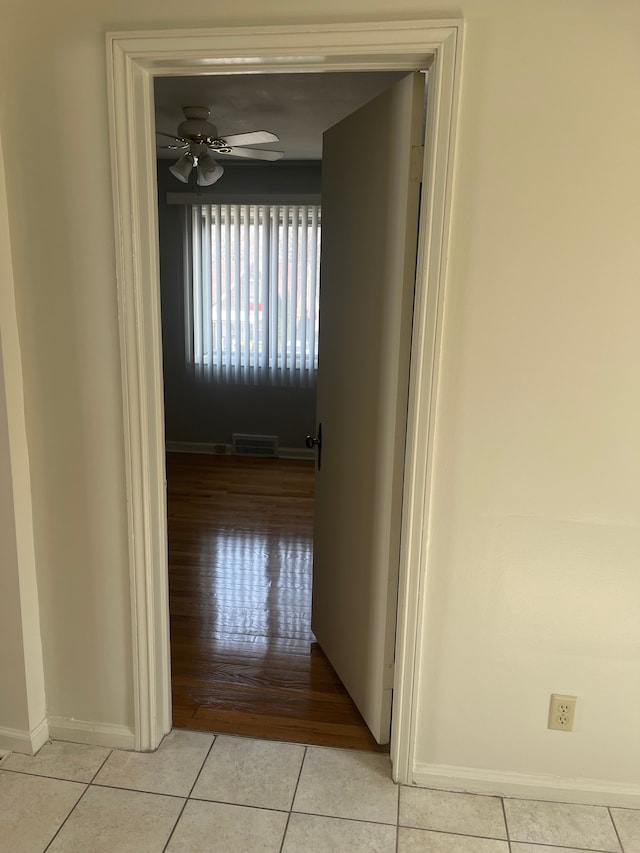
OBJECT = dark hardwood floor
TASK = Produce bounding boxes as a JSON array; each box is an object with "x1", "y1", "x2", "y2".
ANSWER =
[{"x1": 167, "y1": 452, "x2": 386, "y2": 752}]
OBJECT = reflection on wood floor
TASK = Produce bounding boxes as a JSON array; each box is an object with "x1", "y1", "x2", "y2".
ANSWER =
[{"x1": 167, "y1": 452, "x2": 386, "y2": 752}]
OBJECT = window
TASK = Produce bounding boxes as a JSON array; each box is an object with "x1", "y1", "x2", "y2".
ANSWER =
[{"x1": 184, "y1": 203, "x2": 321, "y2": 386}]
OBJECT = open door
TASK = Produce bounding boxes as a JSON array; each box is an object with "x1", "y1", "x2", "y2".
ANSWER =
[{"x1": 310, "y1": 72, "x2": 424, "y2": 744}]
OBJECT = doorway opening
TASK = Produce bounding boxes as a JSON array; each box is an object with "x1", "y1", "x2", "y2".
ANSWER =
[
  {"x1": 155, "y1": 70, "x2": 419, "y2": 751},
  {"x1": 107, "y1": 20, "x2": 461, "y2": 782}
]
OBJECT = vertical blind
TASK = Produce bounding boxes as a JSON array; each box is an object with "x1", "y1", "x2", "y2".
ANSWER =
[{"x1": 184, "y1": 203, "x2": 321, "y2": 386}]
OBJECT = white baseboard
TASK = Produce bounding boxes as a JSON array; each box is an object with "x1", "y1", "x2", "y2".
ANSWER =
[
  {"x1": 47, "y1": 717, "x2": 135, "y2": 750},
  {"x1": 0, "y1": 716, "x2": 49, "y2": 755},
  {"x1": 412, "y1": 762, "x2": 640, "y2": 809},
  {"x1": 166, "y1": 440, "x2": 231, "y2": 455},
  {"x1": 30, "y1": 717, "x2": 50, "y2": 753},
  {"x1": 165, "y1": 440, "x2": 314, "y2": 461}
]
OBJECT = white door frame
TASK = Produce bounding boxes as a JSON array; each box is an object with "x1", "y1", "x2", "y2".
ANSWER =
[{"x1": 106, "y1": 19, "x2": 462, "y2": 783}]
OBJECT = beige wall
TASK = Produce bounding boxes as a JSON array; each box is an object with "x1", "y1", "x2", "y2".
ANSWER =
[
  {"x1": 0, "y1": 344, "x2": 30, "y2": 735},
  {"x1": 0, "y1": 0, "x2": 638, "y2": 784},
  {"x1": 414, "y1": 2, "x2": 640, "y2": 786},
  {"x1": 0, "y1": 130, "x2": 46, "y2": 750}
]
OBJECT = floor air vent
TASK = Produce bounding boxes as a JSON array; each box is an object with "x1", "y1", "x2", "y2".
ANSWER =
[{"x1": 232, "y1": 434, "x2": 279, "y2": 458}]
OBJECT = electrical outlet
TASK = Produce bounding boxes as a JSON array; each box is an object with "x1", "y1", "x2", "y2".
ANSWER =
[{"x1": 548, "y1": 694, "x2": 577, "y2": 731}]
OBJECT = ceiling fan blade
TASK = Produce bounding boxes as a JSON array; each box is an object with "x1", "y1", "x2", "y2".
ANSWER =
[
  {"x1": 220, "y1": 147, "x2": 284, "y2": 161},
  {"x1": 157, "y1": 143, "x2": 189, "y2": 150},
  {"x1": 220, "y1": 131, "x2": 279, "y2": 147},
  {"x1": 156, "y1": 131, "x2": 187, "y2": 144}
]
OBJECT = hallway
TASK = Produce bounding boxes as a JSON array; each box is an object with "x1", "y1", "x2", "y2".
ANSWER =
[{"x1": 167, "y1": 453, "x2": 384, "y2": 751}]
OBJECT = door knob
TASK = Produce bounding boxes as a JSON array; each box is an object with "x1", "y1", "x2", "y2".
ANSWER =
[{"x1": 305, "y1": 423, "x2": 322, "y2": 470}]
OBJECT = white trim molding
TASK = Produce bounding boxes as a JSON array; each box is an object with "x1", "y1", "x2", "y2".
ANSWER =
[
  {"x1": 413, "y1": 762, "x2": 640, "y2": 810},
  {"x1": 48, "y1": 717, "x2": 135, "y2": 751},
  {"x1": 106, "y1": 20, "x2": 463, "y2": 772},
  {"x1": 0, "y1": 717, "x2": 49, "y2": 755}
]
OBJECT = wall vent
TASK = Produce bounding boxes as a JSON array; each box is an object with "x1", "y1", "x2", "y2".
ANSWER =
[{"x1": 231, "y1": 433, "x2": 279, "y2": 458}]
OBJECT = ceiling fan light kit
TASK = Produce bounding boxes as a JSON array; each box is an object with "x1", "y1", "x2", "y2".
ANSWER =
[
  {"x1": 168, "y1": 153, "x2": 195, "y2": 183},
  {"x1": 158, "y1": 105, "x2": 284, "y2": 187},
  {"x1": 196, "y1": 153, "x2": 224, "y2": 187}
]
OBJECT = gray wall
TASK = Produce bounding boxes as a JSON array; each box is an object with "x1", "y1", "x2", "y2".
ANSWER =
[{"x1": 157, "y1": 161, "x2": 321, "y2": 449}]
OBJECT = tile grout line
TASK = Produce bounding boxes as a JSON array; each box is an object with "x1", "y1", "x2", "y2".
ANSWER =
[
  {"x1": 495, "y1": 838, "x2": 620, "y2": 852},
  {"x1": 505, "y1": 843, "x2": 620, "y2": 852},
  {"x1": 41, "y1": 782, "x2": 91, "y2": 853},
  {"x1": 395, "y1": 825, "x2": 532, "y2": 844},
  {"x1": 397, "y1": 793, "x2": 515, "y2": 841},
  {"x1": 88, "y1": 748, "x2": 114, "y2": 784},
  {"x1": 161, "y1": 733, "x2": 218, "y2": 853},
  {"x1": 607, "y1": 805, "x2": 625, "y2": 853},
  {"x1": 501, "y1": 795, "x2": 512, "y2": 852},
  {"x1": 187, "y1": 795, "x2": 290, "y2": 813},
  {"x1": 188, "y1": 737, "x2": 220, "y2": 797},
  {"x1": 499, "y1": 796, "x2": 627, "y2": 853},
  {"x1": 290, "y1": 809, "x2": 400, "y2": 829},
  {"x1": 13, "y1": 745, "x2": 114, "y2": 853},
  {"x1": 1, "y1": 766, "x2": 103, "y2": 785},
  {"x1": 408, "y1": 782, "x2": 639, "y2": 812},
  {"x1": 499, "y1": 792, "x2": 639, "y2": 810},
  {"x1": 394, "y1": 824, "x2": 619, "y2": 852},
  {"x1": 278, "y1": 745, "x2": 308, "y2": 853},
  {"x1": 0, "y1": 745, "x2": 114, "y2": 786},
  {"x1": 86, "y1": 781, "x2": 192, "y2": 800}
]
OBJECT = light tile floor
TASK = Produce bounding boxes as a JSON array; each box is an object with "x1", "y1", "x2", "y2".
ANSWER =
[{"x1": 0, "y1": 731, "x2": 638, "y2": 852}]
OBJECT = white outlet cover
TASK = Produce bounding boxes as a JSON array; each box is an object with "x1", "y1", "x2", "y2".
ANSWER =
[{"x1": 548, "y1": 693, "x2": 577, "y2": 731}]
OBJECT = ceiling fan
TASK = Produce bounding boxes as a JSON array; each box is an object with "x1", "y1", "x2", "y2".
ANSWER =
[{"x1": 157, "y1": 106, "x2": 284, "y2": 186}]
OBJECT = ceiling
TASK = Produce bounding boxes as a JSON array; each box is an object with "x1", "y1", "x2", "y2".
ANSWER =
[{"x1": 154, "y1": 71, "x2": 410, "y2": 160}]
